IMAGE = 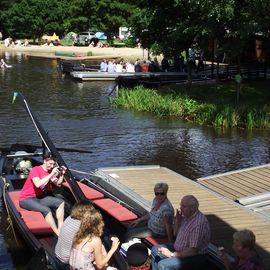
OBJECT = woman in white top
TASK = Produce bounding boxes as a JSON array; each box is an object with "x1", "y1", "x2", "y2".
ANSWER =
[{"x1": 69, "y1": 208, "x2": 119, "y2": 270}]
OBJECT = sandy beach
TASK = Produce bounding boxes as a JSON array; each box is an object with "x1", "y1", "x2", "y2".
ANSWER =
[{"x1": 0, "y1": 44, "x2": 149, "y2": 62}]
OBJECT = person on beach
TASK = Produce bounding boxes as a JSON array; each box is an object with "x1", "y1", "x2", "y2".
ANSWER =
[
  {"x1": 218, "y1": 229, "x2": 264, "y2": 270},
  {"x1": 19, "y1": 151, "x2": 66, "y2": 236},
  {"x1": 55, "y1": 200, "x2": 95, "y2": 270},
  {"x1": 69, "y1": 208, "x2": 119, "y2": 270},
  {"x1": 125, "y1": 182, "x2": 174, "y2": 244},
  {"x1": 4, "y1": 37, "x2": 10, "y2": 47},
  {"x1": 151, "y1": 195, "x2": 210, "y2": 270}
]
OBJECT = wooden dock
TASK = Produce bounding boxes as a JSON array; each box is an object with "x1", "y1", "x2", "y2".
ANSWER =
[
  {"x1": 198, "y1": 164, "x2": 270, "y2": 201},
  {"x1": 96, "y1": 165, "x2": 270, "y2": 268}
]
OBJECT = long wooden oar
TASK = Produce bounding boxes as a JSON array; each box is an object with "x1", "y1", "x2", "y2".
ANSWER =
[
  {"x1": 9, "y1": 143, "x2": 92, "y2": 154},
  {"x1": 12, "y1": 92, "x2": 86, "y2": 202}
]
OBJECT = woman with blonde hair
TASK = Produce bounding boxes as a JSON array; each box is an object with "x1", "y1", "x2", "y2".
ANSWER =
[
  {"x1": 126, "y1": 182, "x2": 174, "y2": 243},
  {"x1": 218, "y1": 229, "x2": 264, "y2": 270},
  {"x1": 55, "y1": 200, "x2": 95, "y2": 269},
  {"x1": 69, "y1": 208, "x2": 120, "y2": 270}
]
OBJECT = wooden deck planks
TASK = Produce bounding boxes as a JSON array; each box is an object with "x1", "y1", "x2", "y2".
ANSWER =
[
  {"x1": 198, "y1": 164, "x2": 270, "y2": 200},
  {"x1": 100, "y1": 166, "x2": 270, "y2": 268}
]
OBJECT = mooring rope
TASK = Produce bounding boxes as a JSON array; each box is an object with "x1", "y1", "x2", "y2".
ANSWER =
[{"x1": 1, "y1": 176, "x2": 19, "y2": 246}]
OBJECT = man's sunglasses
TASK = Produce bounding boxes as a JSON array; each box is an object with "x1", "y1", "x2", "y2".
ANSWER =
[{"x1": 155, "y1": 192, "x2": 165, "y2": 196}]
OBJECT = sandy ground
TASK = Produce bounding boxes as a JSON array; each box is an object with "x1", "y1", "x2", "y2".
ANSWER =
[{"x1": 0, "y1": 44, "x2": 150, "y2": 62}]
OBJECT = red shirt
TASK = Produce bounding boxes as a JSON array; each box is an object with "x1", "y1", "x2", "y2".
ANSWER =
[{"x1": 19, "y1": 165, "x2": 53, "y2": 201}]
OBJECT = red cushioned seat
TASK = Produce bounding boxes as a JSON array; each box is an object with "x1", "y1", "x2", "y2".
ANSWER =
[
  {"x1": 145, "y1": 236, "x2": 169, "y2": 246},
  {"x1": 8, "y1": 191, "x2": 21, "y2": 211},
  {"x1": 93, "y1": 198, "x2": 138, "y2": 222},
  {"x1": 21, "y1": 211, "x2": 53, "y2": 235},
  {"x1": 62, "y1": 181, "x2": 104, "y2": 200},
  {"x1": 8, "y1": 191, "x2": 53, "y2": 235}
]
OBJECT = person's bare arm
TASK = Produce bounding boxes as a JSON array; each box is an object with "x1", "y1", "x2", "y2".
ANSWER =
[
  {"x1": 129, "y1": 212, "x2": 150, "y2": 227},
  {"x1": 93, "y1": 237, "x2": 120, "y2": 269},
  {"x1": 163, "y1": 215, "x2": 174, "y2": 243},
  {"x1": 32, "y1": 167, "x2": 59, "y2": 188}
]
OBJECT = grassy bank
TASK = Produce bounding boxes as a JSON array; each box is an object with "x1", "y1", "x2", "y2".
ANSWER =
[{"x1": 112, "y1": 81, "x2": 270, "y2": 129}]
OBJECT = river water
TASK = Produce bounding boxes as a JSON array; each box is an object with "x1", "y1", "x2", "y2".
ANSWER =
[{"x1": 0, "y1": 51, "x2": 270, "y2": 269}]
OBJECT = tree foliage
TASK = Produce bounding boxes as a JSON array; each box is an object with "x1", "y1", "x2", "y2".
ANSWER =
[
  {"x1": 0, "y1": 0, "x2": 136, "y2": 41},
  {"x1": 1, "y1": 0, "x2": 66, "y2": 39},
  {"x1": 128, "y1": 0, "x2": 270, "y2": 62},
  {"x1": 0, "y1": 0, "x2": 270, "y2": 64}
]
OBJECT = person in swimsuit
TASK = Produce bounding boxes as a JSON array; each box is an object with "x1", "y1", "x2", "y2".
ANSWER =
[{"x1": 69, "y1": 208, "x2": 119, "y2": 270}]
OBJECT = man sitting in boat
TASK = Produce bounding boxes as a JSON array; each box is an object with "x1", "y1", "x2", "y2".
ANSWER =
[
  {"x1": 19, "y1": 152, "x2": 66, "y2": 236},
  {"x1": 125, "y1": 182, "x2": 174, "y2": 244},
  {"x1": 151, "y1": 195, "x2": 210, "y2": 270}
]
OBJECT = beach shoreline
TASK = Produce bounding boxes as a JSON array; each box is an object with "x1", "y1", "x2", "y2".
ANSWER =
[{"x1": 0, "y1": 44, "x2": 149, "y2": 62}]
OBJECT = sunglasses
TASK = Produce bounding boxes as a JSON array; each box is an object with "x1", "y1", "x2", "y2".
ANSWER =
[{"x1": 155, "y1": 192, "x2": 165, "y2": 196}]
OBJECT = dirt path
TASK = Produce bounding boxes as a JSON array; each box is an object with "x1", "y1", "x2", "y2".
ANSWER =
[{"x1": 0, "y1": 44, "x2": 149, "y2": 62}]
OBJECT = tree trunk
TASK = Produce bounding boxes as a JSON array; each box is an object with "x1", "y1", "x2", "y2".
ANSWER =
[{"x1": 186, "y1": 49, "x2": 192, "y2": 90}]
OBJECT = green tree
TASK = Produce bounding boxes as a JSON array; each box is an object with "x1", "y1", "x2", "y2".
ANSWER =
[
  {"x1": 61, "y1": 0, "x2": 136, "y2": 39},
  {"x1": 2, "y1": 0, "x2": 66, "y2": 40},
  {"x1": 129, "y1": 0, "x2": 270, "y2": 64}
]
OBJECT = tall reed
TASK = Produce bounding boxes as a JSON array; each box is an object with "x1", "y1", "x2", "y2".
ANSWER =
[{"x1": 112, "y1": 86, "x2": 269, "y2": 129}]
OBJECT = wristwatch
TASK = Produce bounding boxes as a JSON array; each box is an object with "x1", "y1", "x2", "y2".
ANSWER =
[{"x1": 170, "y1": 252, "x2": 175, "y2": 257}]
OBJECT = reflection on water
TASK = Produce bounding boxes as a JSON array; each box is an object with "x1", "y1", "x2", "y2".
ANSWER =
[{"x1": 0, "y1": 52, "x2": 270, "y2": 269}]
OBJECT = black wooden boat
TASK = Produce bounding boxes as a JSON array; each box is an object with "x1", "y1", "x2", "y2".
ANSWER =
[
  {"x1": 0, "y1": 93, "x2": 143, "y2": 269},
  {"x1": 60, "y1": 60, "x2": 100, "y2": 73},
  {"x1": 0, "y1": 93, "x2": 225, "y2": 270}
]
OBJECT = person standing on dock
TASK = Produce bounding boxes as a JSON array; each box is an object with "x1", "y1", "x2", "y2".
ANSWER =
[
  {"x1": 19, "y1": 152, "x2": 66, "y2": 236},
  {"x1": 125, "y1": 182, "x2": 174, "y2": 243},
  {"x1": 151, "y1": 195, "x2": 210, "y2": 270}
]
